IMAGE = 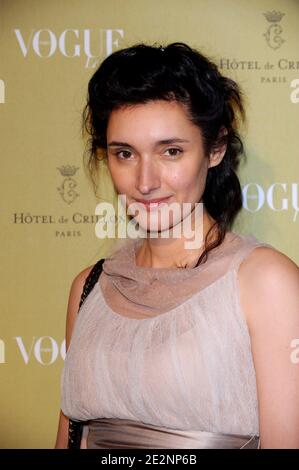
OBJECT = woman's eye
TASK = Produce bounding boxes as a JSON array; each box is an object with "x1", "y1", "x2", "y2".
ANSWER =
[
  {"x1": 164, "y1": 148, "x2": 182, "y2": 157},
  {"x1": 115, "y1": 150, "x2": 132, "y2": 159}
]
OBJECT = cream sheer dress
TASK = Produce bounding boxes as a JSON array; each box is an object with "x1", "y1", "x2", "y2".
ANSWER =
[{"x1": 61, "y1": 231, "x2": 273, "y2": 448}]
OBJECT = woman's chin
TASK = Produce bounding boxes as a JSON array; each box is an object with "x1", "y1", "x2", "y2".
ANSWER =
[{"x1": 131, "y1": 217, "x2": 184, "y2": 238}]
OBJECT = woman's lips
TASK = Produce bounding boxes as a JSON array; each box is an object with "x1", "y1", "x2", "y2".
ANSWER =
[{"x1": 135, "y1": 196, "x2": 171, "y2": 210}]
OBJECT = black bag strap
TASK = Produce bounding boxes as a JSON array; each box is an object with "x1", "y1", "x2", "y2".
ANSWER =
[
  {"x1": 78, "y1": 258, "x2": 105, "y2": 309},
  {"x1": 68, "y1": 258, "x2": 105, "y2": 449}
]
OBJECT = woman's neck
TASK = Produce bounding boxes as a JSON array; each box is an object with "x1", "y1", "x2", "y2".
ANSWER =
[{"x1": 135, "y1": 208, "x2": 218, "y2": 269}]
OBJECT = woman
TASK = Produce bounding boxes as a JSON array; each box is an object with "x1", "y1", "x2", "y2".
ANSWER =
[{"x1": 55, "y1": 42, "x2": 299, "y2": 449}]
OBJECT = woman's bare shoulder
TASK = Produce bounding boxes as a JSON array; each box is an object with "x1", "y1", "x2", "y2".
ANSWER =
[
  {"x1": 237, "y1": 244, "x2": 299, "y2": 330},
  {"x1": 238, "y1": 244, "x2": 298, "y2": 283},
  {"x1": 72, "y1": 264, "x2": 95, "y2": 288},
  {"x1": 65, "y1": 263, "x2": 98, "y2": 348}
]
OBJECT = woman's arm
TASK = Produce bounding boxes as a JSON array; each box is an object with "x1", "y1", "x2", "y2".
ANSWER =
[
  {"x1": 54, "y1": 264, "x2": 94, "y2": 449},
  {"x1": 238, "y1": 246, "x2": 299, "y2": 449}
]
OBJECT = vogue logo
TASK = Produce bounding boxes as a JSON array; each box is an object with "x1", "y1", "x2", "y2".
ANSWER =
[
  {"x1": 14, "y1": 336, "x2": 66, "y2": 365},
  {"x1": 13, "y1": 28, "x2": 124, "y2": 68},
  {"x1": 243, "y1": 183, "x2": 299, "y2": 222}
]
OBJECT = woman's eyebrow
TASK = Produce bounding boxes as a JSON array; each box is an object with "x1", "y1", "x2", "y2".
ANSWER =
[{"x1": 107, "y1": 138, "x2": 190, "y2": 148}]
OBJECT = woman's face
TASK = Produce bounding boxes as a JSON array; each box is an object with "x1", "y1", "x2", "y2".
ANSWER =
[{"x1": 106, "y1": 99, "x2": 223, "y2": 235}]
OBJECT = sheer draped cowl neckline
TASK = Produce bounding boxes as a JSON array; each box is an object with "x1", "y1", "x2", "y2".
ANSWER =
[{"x1": 99, "y1": 231, "x2": 271, "y2": 318}]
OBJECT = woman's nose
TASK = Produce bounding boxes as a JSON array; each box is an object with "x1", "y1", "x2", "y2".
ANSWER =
[{"x1": 135, "y1": 158, "x2": 161, "y2": 195}]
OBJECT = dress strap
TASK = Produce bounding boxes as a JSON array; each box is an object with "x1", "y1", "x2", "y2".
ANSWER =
[{"x1": 79, "y1": 258, "x2": 105, "y2": 309}]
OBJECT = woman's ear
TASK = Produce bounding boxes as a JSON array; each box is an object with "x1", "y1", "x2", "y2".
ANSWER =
[{"x1": 208, "y1": 127, "x2": 228, "y2": 169}]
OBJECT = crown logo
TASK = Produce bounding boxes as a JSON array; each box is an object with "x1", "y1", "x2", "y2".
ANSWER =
[
  {"x1": 57, "y1": 165, "x2": 79, "y2": 177},
  {"x1": 263, "y1": 10, "x2": 284, "y2": 23}
]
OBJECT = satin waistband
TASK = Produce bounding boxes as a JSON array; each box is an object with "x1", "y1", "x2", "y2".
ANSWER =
[{"x1": 86, "y1": 418, "x2": 260, "y2": 449}]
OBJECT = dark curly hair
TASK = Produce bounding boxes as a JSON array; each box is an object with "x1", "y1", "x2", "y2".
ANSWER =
[{"x1": 82, "y1": 42, "x2": 245, "y2": 266}]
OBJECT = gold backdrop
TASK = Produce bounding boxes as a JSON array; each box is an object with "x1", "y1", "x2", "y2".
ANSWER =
[{"x1": 0, "y1": 0, "x2": 298, "y2": 448}]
